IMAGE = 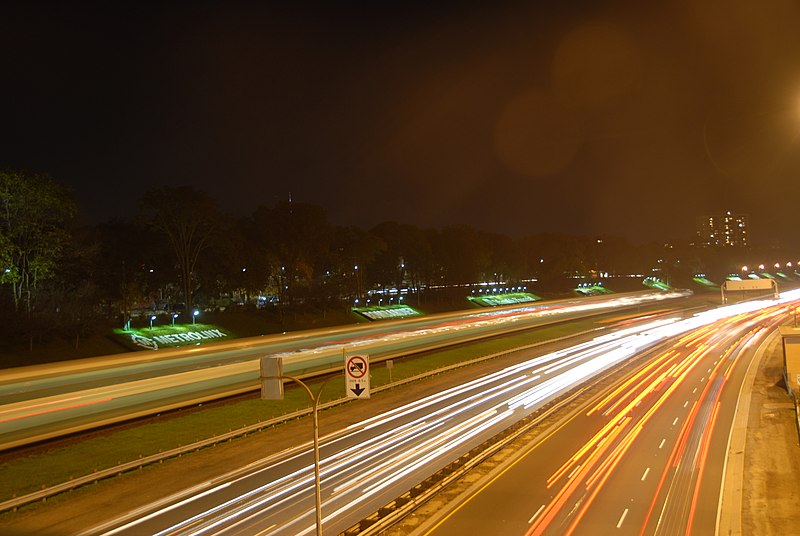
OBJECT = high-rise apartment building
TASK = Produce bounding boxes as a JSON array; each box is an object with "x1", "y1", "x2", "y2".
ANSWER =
[{"x1": 696, "y1": 211, "x2": 749, "y2": 247}]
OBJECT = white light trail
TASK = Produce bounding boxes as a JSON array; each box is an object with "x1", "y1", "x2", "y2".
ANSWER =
[{"x1": 99, "y1": 289, "x2": 800, "y2": 536}]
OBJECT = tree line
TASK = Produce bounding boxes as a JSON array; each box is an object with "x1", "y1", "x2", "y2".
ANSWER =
[{"x1": 0, "y1": 170, "x2": 774, "y2": 351}]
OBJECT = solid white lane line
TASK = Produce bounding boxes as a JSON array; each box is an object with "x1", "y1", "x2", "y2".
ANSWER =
[
  {"x1": 529, "y1": 504, "x2": 546, "y2": 524},
  {"x1": 617, "y1": 508, "x2": 629, "y2": 528},
  {"x1": 568, "y1": 464, "x2": 582, "y2": 479}
]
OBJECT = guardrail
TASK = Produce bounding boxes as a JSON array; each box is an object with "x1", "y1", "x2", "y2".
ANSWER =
[
  {"x1": 341, "y1": 377, "x2": 587, "y2": 535},
  {"x1": 340, "y1": 336, "x2": 670, "y2": 535},
  {"x1": 0, "y1": 328, "x2": 600, "y2": 515},
  {"x1": 4, "y1": 294, "x2": 683, "y2": 451}
]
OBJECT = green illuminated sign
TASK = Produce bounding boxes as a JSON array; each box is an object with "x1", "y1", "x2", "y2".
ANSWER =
[
  {"x1": 113, "y1": 324, "x2": 232, "y2": 350},
  {"x1": 353, "y1": 305, "x2": 422, "y2": 320}
]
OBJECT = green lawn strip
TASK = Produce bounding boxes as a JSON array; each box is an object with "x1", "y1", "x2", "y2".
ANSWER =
[{"x1": 0, "y1": 315, "x2": 611, "y2": 502}]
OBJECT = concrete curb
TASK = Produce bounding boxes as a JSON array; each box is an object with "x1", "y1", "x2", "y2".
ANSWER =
[{"x1": 716, "y1": 329, "x2": 778, "y2": 536}]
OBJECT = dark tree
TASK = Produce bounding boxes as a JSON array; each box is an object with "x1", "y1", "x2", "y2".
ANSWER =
[
  {"x1": 49, "y1": 226, "x2": 104, "y2": 349},
  {"x1": 199, "y1": 214, "x2": 263, "y2": 308},
  {"x1": 252, "y1": 201, "x2": 333, "y2": 304},
  {"x1": 435, "y1": 225, "x2": 493, "y2": 285},
  {"x1": 370, "y1": 222, "x2": 434, "y2": 303},
  {"x1": 334, "y1": 226, "x2": 386, "y2": 301},
  {"x1": 94, "y1": 220, "x2": 172, "y2": 323},
  {"x1": 138, "y1": 186, "x2": 222, "y2": 313}
]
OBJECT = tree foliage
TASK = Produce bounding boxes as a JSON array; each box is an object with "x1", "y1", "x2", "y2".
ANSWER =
[
  {"x1": 2, "y1": 172, "x2": 790, "y2": 357},
  {"x1": 252, "y1": 201, "x2": 333, "y2": 303},
  {"x1": 0, "y1": 170, "x2": 77, "y2": 313}
]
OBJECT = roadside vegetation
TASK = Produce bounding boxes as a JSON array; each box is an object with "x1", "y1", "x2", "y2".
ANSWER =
[{"x1": 0, "y1": 169, "x2": 777, "y2": 369}]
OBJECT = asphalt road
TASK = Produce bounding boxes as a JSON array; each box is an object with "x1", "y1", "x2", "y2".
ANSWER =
[
  {"x1": 0, "y1": 291, "x2": 689, "y2": 450},
  {"x1": 76, "y1": 292, "x2": 800, "y2": 536},
  {"x1": 419, "y1": 300, "x2": 791, "y2": 535}
]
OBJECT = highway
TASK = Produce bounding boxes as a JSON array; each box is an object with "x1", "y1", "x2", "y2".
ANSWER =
[
  {"x1": 0, "y1": 291, "x2": 687, "y2": 450},
  {"x1": 78, "y1": 290, "x2": 800, "y2": 536},
  {"x1": 423, "y1": 296, "x2": 795, "y2": 535}
]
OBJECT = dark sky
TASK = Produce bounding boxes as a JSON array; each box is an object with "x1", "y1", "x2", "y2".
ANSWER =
[{"x1": 4, "y1": 1, "x2": 800, "y2": 248}]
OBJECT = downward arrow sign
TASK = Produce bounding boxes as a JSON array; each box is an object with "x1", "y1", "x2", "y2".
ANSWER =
[{"x1": 351, "y1": 384, "x2": 365, "y2": 397}]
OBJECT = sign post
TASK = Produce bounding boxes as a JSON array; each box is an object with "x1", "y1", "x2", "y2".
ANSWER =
[{"x1": 345, "y1": 354, "x2": 370, "y2": 399}]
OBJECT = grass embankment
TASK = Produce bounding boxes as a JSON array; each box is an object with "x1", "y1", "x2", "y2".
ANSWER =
[
  {"x1": 2, "y1": 292, "x2": 723, "y2": 507},
  {"x1": 0, "y1": 318, "x2": 602, "y2": 504},
  {"x1": 0, "y1": 304, "x2": 437, "y2": 368}
]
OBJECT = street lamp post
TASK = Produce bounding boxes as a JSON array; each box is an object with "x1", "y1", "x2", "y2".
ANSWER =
[
  {"x1": 285, "y1": 376, "x2": 326, "y2": 536},
  {"x1": 149, "y1": 315, "x2": 156, "y2": 329},
  {"x1": 261, "y1": 358, "x2": 332, "y2": 536},
  {"x1": 354, "y1": 264, "x2": 362, "y2": 301},
  {"x1": 192, "y1": 310, "x2": 199, "y2": 324},
  {"x1": 172, "y1": 313, "x2": 178, "y2": 326}
]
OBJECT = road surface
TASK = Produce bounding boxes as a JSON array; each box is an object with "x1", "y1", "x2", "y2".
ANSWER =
[
  {"x1": 77, "y1": 292, "x2": 800, "y2": 536},
  {"x1": 421, "y1": 298, "x2": 792, "y2": 535},
  {"x1": 0, "y1": 291, "x2": 687, "y2": 450}
]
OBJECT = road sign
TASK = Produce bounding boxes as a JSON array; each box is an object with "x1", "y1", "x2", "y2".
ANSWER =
[
  {"x1": 260, "y1": 356, "x2": 284, "y2": 400},
  {"x1": 345, "y1": 354, "x2": 370, "y2": 399}
]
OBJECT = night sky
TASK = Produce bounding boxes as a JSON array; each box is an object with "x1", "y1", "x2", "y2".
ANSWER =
[{"x1": 4, "y1": 1, "x2": 800, "y2": 248}]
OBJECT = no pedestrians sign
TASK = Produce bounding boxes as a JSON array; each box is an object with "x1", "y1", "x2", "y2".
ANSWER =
[{"x1": 345, "y1": 354, "x2": 370, "y2": 399}]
